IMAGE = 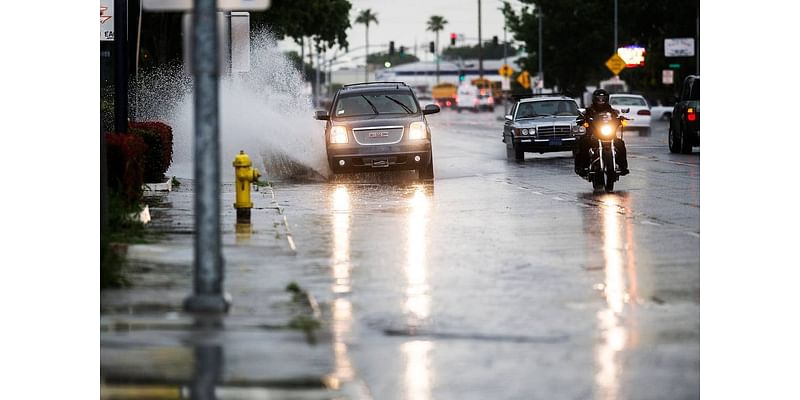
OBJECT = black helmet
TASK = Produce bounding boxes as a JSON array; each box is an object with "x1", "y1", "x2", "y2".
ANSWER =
[{"x1": 592, "y1": 89, "x2": 609, "y2": 107}]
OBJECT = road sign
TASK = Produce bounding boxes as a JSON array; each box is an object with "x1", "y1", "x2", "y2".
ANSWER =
[
  {"x1": 617, "y1": 46, "x2": 645, "y2": 68},
  {"x1": 662, "y1": 69, "x2": 674, "y2": 85},
  {"x1": 516, "y1": 71, "x2": 531, "y2": 89},
  {"x1": 498, "y1": 64, "x2": 514, "y2": 77},
  {"x1": 665, "y1": 38, "x2": 695, "y2": 57},
  {"x1": 605, "y1": 53, "x2": 626, "y2": 76},
  {"x1": 100, "y1": 2, "x2": 114, "y2": 41},
  {"x1": 143, "y1": 0, "x2": 270, "y2": 11}
]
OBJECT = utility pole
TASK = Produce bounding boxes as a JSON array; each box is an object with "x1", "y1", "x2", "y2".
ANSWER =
[
  {"x1": 184, "y1": 0, "x2": 228, "y2": 313},
  {"x1": 478, "y1": 0, "x2": 483, "y2": 79}
]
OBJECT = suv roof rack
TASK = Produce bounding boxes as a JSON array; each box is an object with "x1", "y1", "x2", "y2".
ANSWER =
[{"x1": 342, "y1": 81, "x2": 409, "y2": 89}]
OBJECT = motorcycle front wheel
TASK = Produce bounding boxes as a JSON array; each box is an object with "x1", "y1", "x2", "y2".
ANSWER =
[
  {"x1": 592, "y1": 170, "x2": 605, "y2": 192},
  {"x1": 603, "y1": 151, "x2": 616, "y2": 192}
]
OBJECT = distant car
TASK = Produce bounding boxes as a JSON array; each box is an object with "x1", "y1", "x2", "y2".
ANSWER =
[
  {"x1": 651, "y1": 105, "x2": 673, "y2": 121},
  {"x1": 502, "y1": 95, "x2": 583, "y2": 160},
  {"x1": 669, "y1": 75, "x2": 700, "y2": 154},
  {"x1": 456, "y1": 84, "x2": 495, "y2": 112},
  {"x1": 314, "y1": 82, "x2": 440, "y2": 180},
  {"x1": 609, "y1": 94, "x2": 652, "y2": 136}
]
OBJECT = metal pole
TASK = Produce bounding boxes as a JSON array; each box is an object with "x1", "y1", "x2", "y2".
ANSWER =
[
  {"x1": 478, "y1": 0, "x2": 483, "y2": 79},
  {"x1": 614, "y1": 0, "x2": 618, "y2": 52},
  {"x1": 185, "y1": 0, "x2": 228, "y2": 313},
  {"x1": 113, "y1": 0, "x2": 128, "y2": 133},
  {"x1": 315, "y1": 46, "x2": 321, "y2": 107},
  {"x1": 503, "y1": 17, "x2": 508, "y2": 114},
  {"x1": 365, "y1": 24, "x2": 369, "y2": 82},
  {"x1": 538, "y1": 10, "x2": 543, "y2": 94}
]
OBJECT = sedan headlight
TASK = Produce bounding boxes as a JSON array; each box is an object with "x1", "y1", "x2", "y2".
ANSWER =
[
  {"x1": 522, "y1": 128, "x2": 530, "y2": 136},
  {"x1": 409, "y1": 121, "x2": 427, "y2": 140},
  {"x1": 330, "y1": 125, "x2": 348, "y2": 144}
]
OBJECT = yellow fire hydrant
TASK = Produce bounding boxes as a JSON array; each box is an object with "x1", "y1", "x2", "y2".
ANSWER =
[{"x1": 233, "y1": 150, "x2": 261, "y2": 223}]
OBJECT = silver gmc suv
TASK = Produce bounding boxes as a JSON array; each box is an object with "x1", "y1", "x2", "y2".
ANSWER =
[{"x1": 314, "y1": 82, "x2": 440, "y2": 180}]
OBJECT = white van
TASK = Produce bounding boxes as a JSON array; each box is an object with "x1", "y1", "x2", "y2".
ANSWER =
[{"x1": 456, "y1": 83, "x2": 494, "y2": 112}]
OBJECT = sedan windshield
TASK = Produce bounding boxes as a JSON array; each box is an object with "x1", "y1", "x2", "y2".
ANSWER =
[
  {"x1": 515, "y1": 100, "x2": 579, "y2": 119},
  {"x1": 610, "y1": 96, "x2": 647, "y2": 106},
  {"x1": 334, "y1": 93, "x2": 419, "y2": 117}
]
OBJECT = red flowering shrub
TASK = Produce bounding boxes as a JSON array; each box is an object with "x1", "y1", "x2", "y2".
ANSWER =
[
  {"x1": 129, "y1": 121, "x2": 174, "y2": 182},
  {"x1": 106, "y1": 133, "x2": 147, "y2": 205}
]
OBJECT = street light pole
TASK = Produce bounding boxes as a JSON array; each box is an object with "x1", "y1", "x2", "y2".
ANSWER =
[
  {"x1": 478, "y1": 0, "x2": 483, "y2": 79},
  {"x1": 614, "y1": 0, "x2": 618, "y2": 52}
]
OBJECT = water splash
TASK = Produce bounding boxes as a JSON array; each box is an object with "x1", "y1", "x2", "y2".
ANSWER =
[{"x1": 134, "y1": 30, "x2": 330, "y2": 182}]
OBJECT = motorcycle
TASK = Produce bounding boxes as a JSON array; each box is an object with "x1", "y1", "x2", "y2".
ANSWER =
[{"x1": 575, "y1": 110, "x2": 629, "y2": 193}]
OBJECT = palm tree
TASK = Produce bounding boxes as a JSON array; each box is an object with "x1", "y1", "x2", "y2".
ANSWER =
[
  {"x1": 355, "y1": 9, "x2": 378, "y2": 82},
  {"x1": 426, "y1": 15, "x2": 448, "y2": 84}
]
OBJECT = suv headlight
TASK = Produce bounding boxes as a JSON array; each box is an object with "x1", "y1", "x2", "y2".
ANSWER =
[
  {"x1": 409, "y1": 122, "x2": 427, "y2": 140},
  {"x1": 330, "y1": 126, "x2": 348, "y2": 144}
]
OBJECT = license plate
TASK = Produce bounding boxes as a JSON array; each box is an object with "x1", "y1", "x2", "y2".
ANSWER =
[{"x1": 549, "y1": 138, "x2": 562, "y2": 146}]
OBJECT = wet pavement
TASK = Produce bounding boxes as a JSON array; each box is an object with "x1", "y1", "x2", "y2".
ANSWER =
[{"x1": 101, "y1": 107, "x2": 699, "y2": 399}]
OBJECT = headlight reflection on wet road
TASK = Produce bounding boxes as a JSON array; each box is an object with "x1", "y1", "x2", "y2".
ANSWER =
[
  {"x1": 330, "y1": 185, "x2": 354, "y2": 387},
  {"x1": 594, "y1": 193, "x2": 639, "y2": 400}
]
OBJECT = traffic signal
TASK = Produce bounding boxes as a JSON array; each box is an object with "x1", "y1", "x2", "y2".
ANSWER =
[
  {"x1": 450, "y1": 33, "x2": 457, "y2": 46},
  {"x1": 492, "y1": 36, "x2": 498, "y2": 46},
  {"x1": 389, "y1": 41, "x2": 395, "y2": 56},
  {"x1": 399, "y1": 46, "x2": 405, "y2": 57},
  {"x1": 429, "y1": 41, "x2": 435, "y2": 53}
]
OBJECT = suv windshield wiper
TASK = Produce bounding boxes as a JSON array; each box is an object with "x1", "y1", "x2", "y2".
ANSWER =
[
  {"x1": 517, "y1": 114, "x2": 548, "y2": 119},
  {"x1": 384, "y1": 96, "x2": 414, "y2": 113},
  {"x1": 361, "y1": 95, "x2": 379, "y2": 115}
]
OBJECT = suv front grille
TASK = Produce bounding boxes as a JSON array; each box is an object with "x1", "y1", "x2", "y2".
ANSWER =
[
  {"x1": 352, "y1": 126, "x2": 404, "y2": 145},
  {"x1": 536, "y1": 125, "x2": 572, "y2": 138}
]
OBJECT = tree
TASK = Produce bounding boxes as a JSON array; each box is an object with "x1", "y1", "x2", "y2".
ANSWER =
[
  {"x1": 502, "y1": 0, "x2": 699, "y2": 100},
  {"x1": 426, "y1": 15, "x2": 448, "y2": 84},
  {"x1": 355, "y1": 9, "x2": 379, "y2": 82}
]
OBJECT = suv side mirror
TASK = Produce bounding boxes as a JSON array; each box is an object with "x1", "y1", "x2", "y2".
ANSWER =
[
  {"x1": 422, "y1": 104, "x2": 441, "y2": 115},
  {"x1": 314, "y1": 110, "x2": 330, "y2": 120},
  {"x1": 504, "y1": 114, "x2": 513, "y2": 122}
]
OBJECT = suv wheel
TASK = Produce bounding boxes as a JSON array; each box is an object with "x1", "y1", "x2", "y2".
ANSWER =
[
  {"x1": 668, "y1": 125, "x2": 680, "y2": 153},
  {"x1": 418, "y1": 158, "x2": 434, "y2": 181},
  {"x1": 679, "y1": 121, "x2": 693, "y2": 154}
]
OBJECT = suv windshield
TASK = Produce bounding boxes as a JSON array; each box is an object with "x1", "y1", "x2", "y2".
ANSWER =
[
  {"x1": 516, "y1": 100, "x2": 579, "y2": 118},
  {"x1": 334, "y1": 92, "x2": 419, "y2": 117},
  {"x1": 610, "y1": 96, "x2": 647, "y2": 106}
]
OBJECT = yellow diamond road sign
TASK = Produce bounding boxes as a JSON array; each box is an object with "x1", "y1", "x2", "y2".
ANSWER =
[
  {"x1": 516, "y1": 71, "x2": 531, "y2": 89},
  {"x1": 498, "y1": 64, "x2": 514, "y2": 77},
  {"x1": 606, "y1": 53, "x2": 626, "y2": 76}
]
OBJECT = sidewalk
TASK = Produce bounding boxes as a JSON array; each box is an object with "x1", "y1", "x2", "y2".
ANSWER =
[{"x1": 100, "y1": 179, "x2": 367, "y2": 399}]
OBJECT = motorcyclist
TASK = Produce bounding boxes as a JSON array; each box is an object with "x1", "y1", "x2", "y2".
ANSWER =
[{"x1": 574, "y1": 89, "x2": 629, "y2": 177}]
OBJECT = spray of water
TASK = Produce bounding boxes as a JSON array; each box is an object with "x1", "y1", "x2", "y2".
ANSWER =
[{"x1": 135, "y1": 30, "x2": 330, "y2": 183}]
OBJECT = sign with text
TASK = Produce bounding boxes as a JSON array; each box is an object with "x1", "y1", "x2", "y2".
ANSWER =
[
  {"x1": 662, "y1": 69, "x2": 674, "y2": 85},
  {"x1": 605, "y1": 53, "x2": 626, "y2": 76},
  {"x1": 617, "y1": 46, "x2": 645, "y2": 68},
  {"x1": 143, "y1": 0, "x2": 269, "y2": 11},
  {"x1": 100, "y1": 2, "x2": 114, "y2": 41},
  {"x1": 665, "y1": 38, "x2": 695, "y2": 57}
]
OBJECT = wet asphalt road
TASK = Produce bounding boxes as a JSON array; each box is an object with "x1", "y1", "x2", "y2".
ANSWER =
[{"x1": 274, "y1": 108, "x2": 699, "y2": 400}]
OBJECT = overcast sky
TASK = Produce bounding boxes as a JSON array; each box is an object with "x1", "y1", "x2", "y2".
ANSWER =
[{"x1": 278, "y1": 0, "x2": 528, "y2": 68}]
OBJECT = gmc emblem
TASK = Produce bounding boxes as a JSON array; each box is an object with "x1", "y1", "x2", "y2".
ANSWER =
[{"x1": 368, "y1": 131, "x2": 389, "y2": 138}]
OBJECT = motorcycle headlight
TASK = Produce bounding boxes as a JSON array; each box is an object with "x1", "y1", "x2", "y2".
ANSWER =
[
  {"x1": 330, "y1": 125, "x2": 348, "y2": 144},
  {"x1": 600, "y1": 124, "x2": 613, "y2": 137},
  {"x1": 409, "y1": 121, "x2": 427, "y2": 140}
]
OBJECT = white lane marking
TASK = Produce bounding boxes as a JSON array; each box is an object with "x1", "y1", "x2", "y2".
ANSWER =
[{"x1": 686, "y1": 231, "x2": 700, "y2": 238}]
